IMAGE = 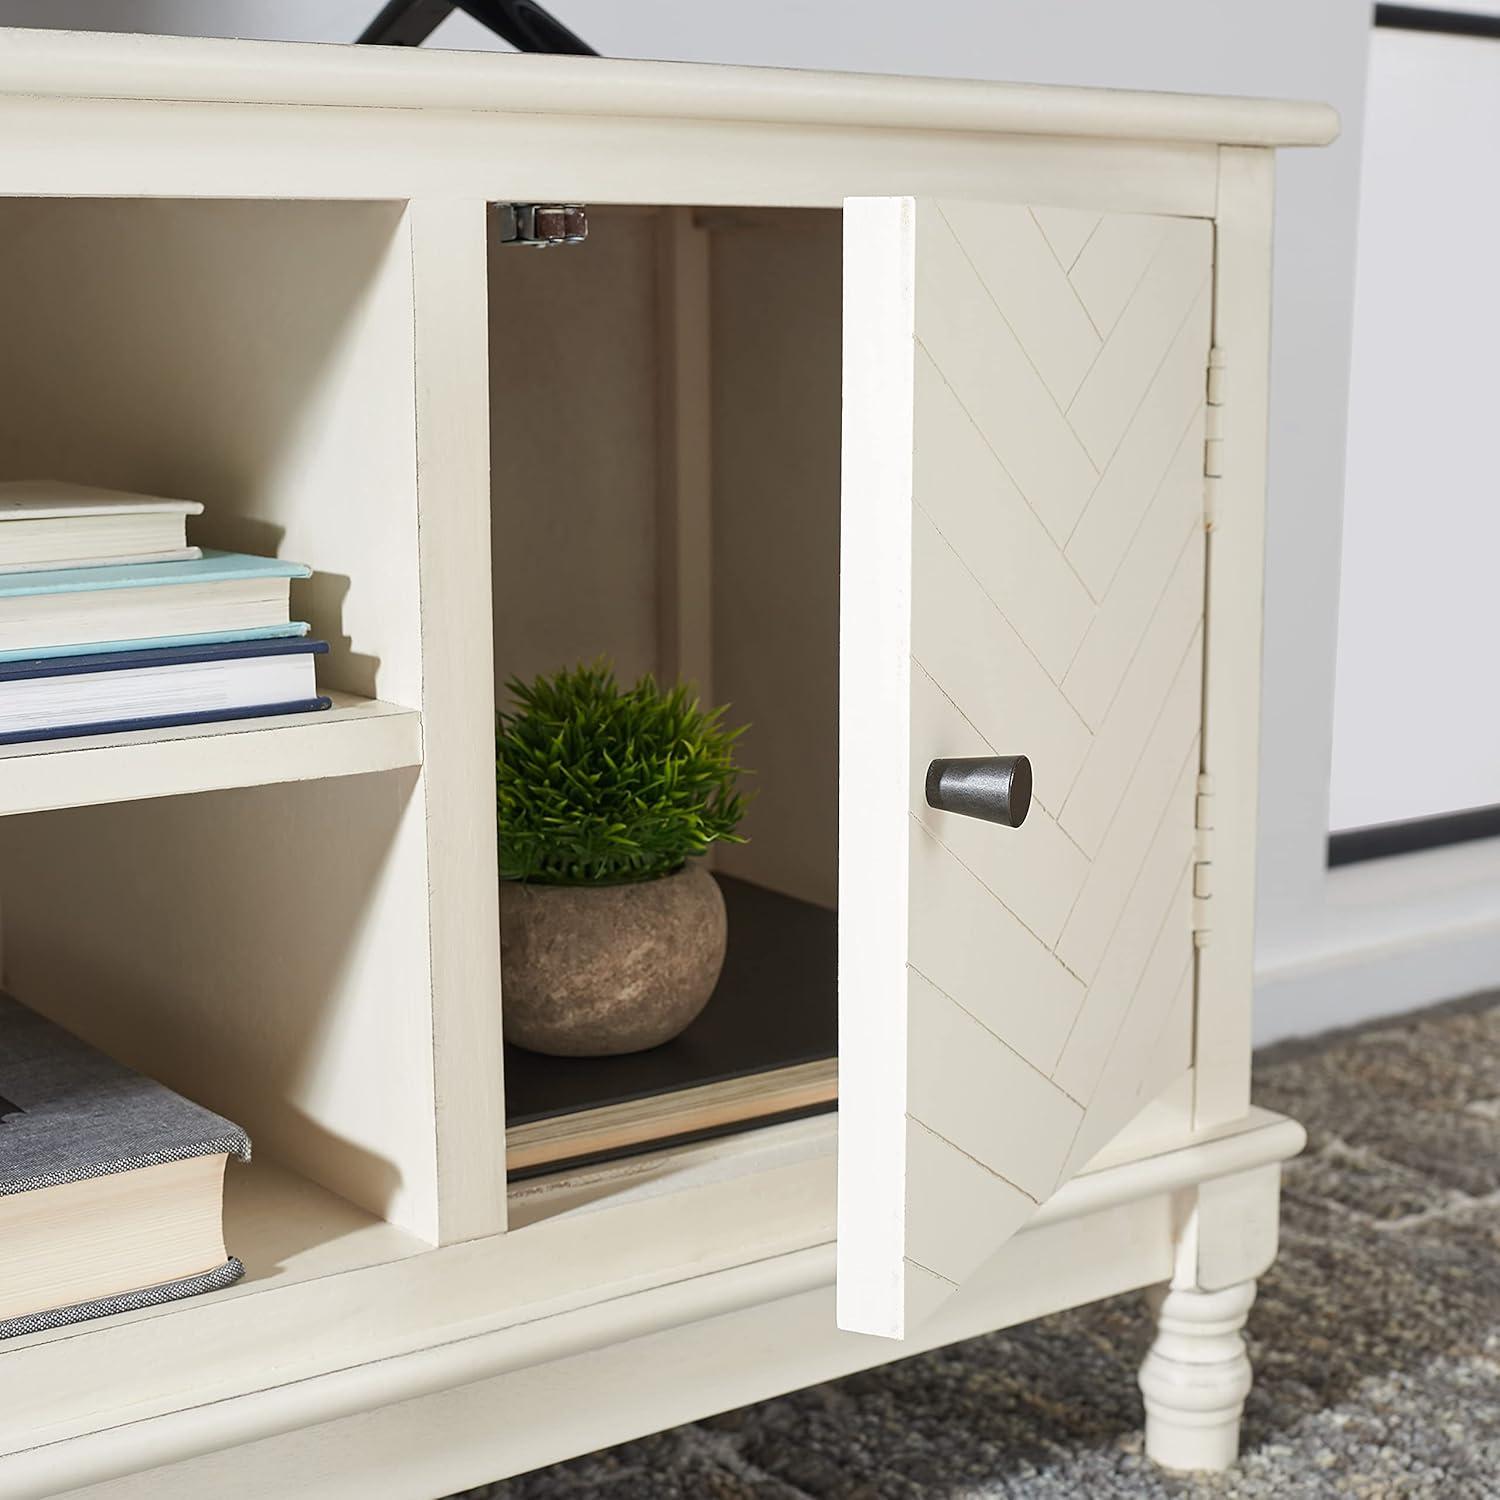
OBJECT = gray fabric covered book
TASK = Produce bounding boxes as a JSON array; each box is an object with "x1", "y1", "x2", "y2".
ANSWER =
[{"x1": 0, "y1": 992, "x2": 251, "y2": 1340}]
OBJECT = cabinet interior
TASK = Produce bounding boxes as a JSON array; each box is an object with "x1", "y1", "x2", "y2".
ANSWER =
[
  {"x1": 0, "y1": 196, "x2": 847, "y2": 1289},
  {"x1": 489, "y1": 205, "x2": 843, "y2": 1175},
  {"x1": 0, "y1": 198, "x2": 437, "y2": 1295}
]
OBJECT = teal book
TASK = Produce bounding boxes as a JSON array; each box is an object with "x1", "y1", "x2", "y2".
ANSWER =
[
  {"x1": 0, "y1": 550, "x2": 310, "y2": 598},
  {"x1": 0, "y1": 550, "x2": 311, "y2": 655}
]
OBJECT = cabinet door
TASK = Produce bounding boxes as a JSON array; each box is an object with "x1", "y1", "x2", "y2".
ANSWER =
[{"x1": 838, "y1": 197, "x2": 1213, "y2": 1339}]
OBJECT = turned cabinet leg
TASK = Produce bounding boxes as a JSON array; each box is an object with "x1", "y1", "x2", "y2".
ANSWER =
[{"x1": 1137, "y1": 1278, "x2": 1256, "y2": 1472}]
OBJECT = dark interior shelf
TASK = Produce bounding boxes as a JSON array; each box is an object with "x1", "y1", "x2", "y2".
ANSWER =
[{"x1": 504, "y1": 874, "x2": 837, "y2": 1126}]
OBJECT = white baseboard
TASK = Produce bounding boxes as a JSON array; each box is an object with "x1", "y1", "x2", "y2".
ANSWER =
[
  {"x1": 1254, "y1": 919, "x2": 1500, "y2": 1046},
  {"x1": 1254, "y1": 837, "x2": 1500, "y2": 1045}
]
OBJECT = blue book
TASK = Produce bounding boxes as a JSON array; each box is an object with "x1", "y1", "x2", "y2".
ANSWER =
[
  {"x1": 0, "y1": 637, "x2": 331, "y2": 746},
  {"x1": 0, "y1": 550, "x2": 311, "y2": 656}
]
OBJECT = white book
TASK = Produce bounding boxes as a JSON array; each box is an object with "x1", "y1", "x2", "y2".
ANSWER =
[
  {"x1": 0, "y1": 480, "x2": 204, "y2": 572},
  {"x1": 0, "y1": 646, "x2": 326, "y2": 739},
  {"x1": 0, "y1": 551, "x2": 309, "y2": 654},
  {"x1": 0, "y1": 993, "x2": 250, "y2": 1339}
]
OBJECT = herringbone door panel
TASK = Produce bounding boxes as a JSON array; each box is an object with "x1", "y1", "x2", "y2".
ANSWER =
[{"x1": 838, "y1": 198, "x2": 1212, "y2": 1338}]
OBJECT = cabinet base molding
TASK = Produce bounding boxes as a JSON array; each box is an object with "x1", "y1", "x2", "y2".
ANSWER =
[{"x1": 20, "y1": 1110, "x2": 1303, "y2": 1500}]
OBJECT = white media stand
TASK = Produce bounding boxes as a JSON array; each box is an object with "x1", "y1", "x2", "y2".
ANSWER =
[{"x1": 0, "y1": 28, "x2": 1335, "y2": 1497}]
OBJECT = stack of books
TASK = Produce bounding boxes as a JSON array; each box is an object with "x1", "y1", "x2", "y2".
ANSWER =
[
  {"x1": 0, "y1": 480, "x2": 331, "y2": 745},
  {"x1": 0, "y1": 992, "x2": 250, "y2": 1338}
]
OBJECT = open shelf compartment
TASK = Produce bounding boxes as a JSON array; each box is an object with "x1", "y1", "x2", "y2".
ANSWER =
[
  {"x1": 0, "y1": 196, "x2": 426, "y2": 780},
  {"x1": 490, "y1": 204, "x2": 843, "y2": 1179},
  {"x1": 0, "y1": 193, "x2": 504, "y2": 1308}
]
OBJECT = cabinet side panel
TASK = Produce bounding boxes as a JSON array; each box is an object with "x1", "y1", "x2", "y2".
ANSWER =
[
  {"x1": 1195, "y1": 147, "x2": 1275, "y2": 1129},
  {"x1": 412, "y1": 198, "x2": 507, "y2": 1241}
]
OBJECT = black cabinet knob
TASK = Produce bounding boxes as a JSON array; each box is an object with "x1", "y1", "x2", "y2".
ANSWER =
[{"x1": 925, "y1": 756, "x2": 1032, "y2": 829}]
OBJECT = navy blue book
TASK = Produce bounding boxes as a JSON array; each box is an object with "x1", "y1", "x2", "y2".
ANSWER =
[{"x1": 0, "y1": 637, "x2": 331, "y2": 745}]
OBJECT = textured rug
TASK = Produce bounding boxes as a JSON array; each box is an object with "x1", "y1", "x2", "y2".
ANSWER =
[{"x1": 460, "y1": 995, "x2": 1500, "y2": 1498}]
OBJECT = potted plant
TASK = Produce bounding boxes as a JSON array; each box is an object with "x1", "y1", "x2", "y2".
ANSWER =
[{"x1": 496, "y1": 661, "x2": 750, "y2": 1056}]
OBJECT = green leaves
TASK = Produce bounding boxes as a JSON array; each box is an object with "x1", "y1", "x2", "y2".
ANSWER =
[{"x1": 497, "y1": 661, "x2": 750, "y2": 886}]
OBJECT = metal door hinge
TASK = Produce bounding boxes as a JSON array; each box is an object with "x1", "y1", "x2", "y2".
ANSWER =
[
  {"x1": 1203, "y1": 346, "x2": 1226, "y2": 531},
  {"x1": 1192, "y1": 772, "x2": 1214, "y2": 946},
  {"x1": 496, "y1": 203, "x2": 588, "y2": 247}
]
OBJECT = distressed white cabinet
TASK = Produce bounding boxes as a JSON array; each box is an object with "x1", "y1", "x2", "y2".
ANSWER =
[{"x1": 0, "y1": 29, "x2": 1335, "y2": 1498}]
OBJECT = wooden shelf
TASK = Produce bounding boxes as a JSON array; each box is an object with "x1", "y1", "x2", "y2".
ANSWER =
[
  {"x1": 224, "y1": 1156, "x2": 431, "y2": 1292},
  {"x1": 0, "y1": 1156, "x2": 432, "y2": 1474},
  {"x1": 0, "y1": 691, "x2": 421, "y2": 816},
  {"x1": 4, "y1": 1157, "x2": 428, "y2": 1362}
]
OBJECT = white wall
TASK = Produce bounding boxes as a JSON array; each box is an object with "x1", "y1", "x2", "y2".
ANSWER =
[
  {"x1": 0, "y1": 1, "x2": 1377, "y2": 1043},
  {"x1": 1331, "y1": 25, "x2": 1500, "y2": 832},
  {"x1": 1253, "y1": 14, "x2": 1500, "y2": 1042}
]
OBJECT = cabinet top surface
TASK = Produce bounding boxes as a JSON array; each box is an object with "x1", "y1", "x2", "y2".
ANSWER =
[{"x1": 0, "y1": 27, "x2": 1337, "y2": 148}]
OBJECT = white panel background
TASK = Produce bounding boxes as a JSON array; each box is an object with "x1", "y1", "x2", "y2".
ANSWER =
[{"x1": 1331, "y1": 24, "x2": 1500, "y2": 831}]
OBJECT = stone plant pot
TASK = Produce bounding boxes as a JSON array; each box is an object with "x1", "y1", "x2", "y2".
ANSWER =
[{"x1": 499, "y1": 863, "x2": 727, "y2": 1057}]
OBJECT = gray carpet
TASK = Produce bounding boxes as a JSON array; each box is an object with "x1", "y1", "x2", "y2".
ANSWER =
[{"x1": 461, "y1": 994, "x2": 1500, "y2": 1498}]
